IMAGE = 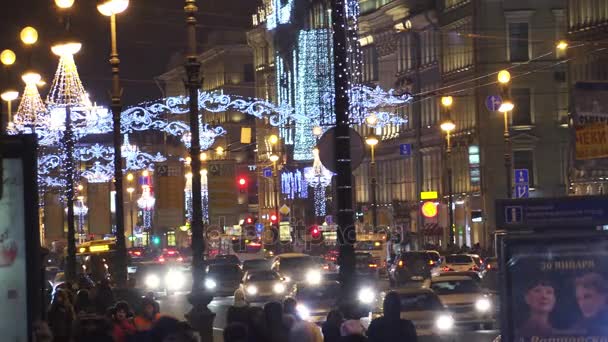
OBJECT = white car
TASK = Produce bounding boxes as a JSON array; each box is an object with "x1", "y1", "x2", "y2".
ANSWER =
[
  {"x1": 239, "y1": 270, "x2": 295, "y2": 303},
  {"x1": 441, "y1": 254, "x2": 481, "y2": 273},
  {"x1": 429, "y1": 275, "x2": 496, "y2": 330}
]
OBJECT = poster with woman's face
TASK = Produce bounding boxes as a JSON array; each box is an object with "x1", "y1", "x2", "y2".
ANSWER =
[{"x1": 506, "y1": 236, "x2": 608, "y2": 342}]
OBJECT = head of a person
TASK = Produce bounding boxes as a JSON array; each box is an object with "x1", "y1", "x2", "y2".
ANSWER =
[
  {"x1": 32, "y1": 320, "x2": 53, "y2": 342},
  {"x1": 141, "y1": 297, "x2": 158, "y2": 318},
  {"x1": 234, "y1": 289, "x2": 247, "y2": 308},
  {"x1": 264, "y1": 301, "x2": 283, "y2": 326},
  {"x1": 326, "y1": 310, "x2": 344, "y2": 327},
  {"x1": 383, "y1": 291, "x2": 401, "y2": 319},
  {"x1": 113, "y1": 301, "x2": 131, "y2": 321},
  {"x1": 53, "y1": 289, "x2": 71, "y2": 306},
  {"x1": 575, "y1": 273, "x2": 608, "y2": 318},
  {"x1": 283, "y1": 297, "x2": 297, "y2": 316},
  {"x1": 223, "y1": 323, "x2": 248, "y2": 342},
  {"x1": 150, "y1": 316, "x2": 181, "y2": 341},
  {"x1": 524, "y1": 278, "x2": 556, "y2": 315},
  {"x1": 340, "y1": 320, "x2": 364, "y2": 337}
]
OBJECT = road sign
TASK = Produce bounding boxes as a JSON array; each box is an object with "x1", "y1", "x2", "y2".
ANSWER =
[
  {"x1": 420, "y1": 191, "x2": 438, "y2": 200},
  {"x1": 399, "y1": 144, "x2": 412, "y2": 157},
  {"x1": 209, "y1": 164, "x2": 220, "y2": 176},
  {"x1": 514, "y1": 169, "x2": 529, "y2": 184},
  {"x1": 486, "y1": 95, "x2": 502, "y2": 112},
  {"x1": 255, "y1": 223, "x2": 264, "y2": 233},
  {"x1": 515, "y1": 184, "x2": 529, "y2": 198},
  {"x1": 279, "y1": 204, "x2": 290, "y2": 215},
  {"x1": 263, "y1": 167, "x2": 273, "y2": 178},
  {"x1": 157, "y1": 164, "x2": 168, "y2": 177},
  {"x1": 496, "y1": 196, "x2": 608, "y2": 229},
  {"x1": 325, "y1": 215, "x2": 333, "y2": 224}
]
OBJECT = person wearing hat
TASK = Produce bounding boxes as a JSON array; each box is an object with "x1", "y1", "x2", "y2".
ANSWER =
[
  {"x1": 134, "y1": 296, "x2": 161, "y2": 331},
  {"x1": 110, "y1": 301, "x2": 136, "y2": 342}
]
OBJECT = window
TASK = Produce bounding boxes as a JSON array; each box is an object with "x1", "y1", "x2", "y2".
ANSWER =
[
  {"x1": 512, "y1": 88, "x2": 532, "y2": 126},
  {"x1": 421, "y1": 29, "x2": 439, "y2": 66},
  {"x1": 362, "y1": 46, "x2": 378, "y2": 83},
  {"x1": 441, "y1": 18, "x2": 473, "y2": 74},
  {"x1": 513, "y1": 150, "x2": 535, "y2": 187},
  {"x1": 244, "y1": 64, "x2": 254, "y2": 82},
  {"x1": 508, "y1": 22, "x2": 529, "y2": 62},
  {"x1": 397, "y1": 34, "x2": 412, "y2": 72}
]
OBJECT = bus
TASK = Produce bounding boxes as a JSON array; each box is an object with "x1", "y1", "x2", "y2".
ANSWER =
[
  {"x1": 75, "y1": 238, "x2": 117, "y2": 283},
  {"x1": 354, "y1": 233, "x2": 388, "y2": 274}
]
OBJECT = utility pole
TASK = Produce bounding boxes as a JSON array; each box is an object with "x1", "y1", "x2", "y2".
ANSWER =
[
  {"x1": 331, "y1": 0, "x2": 356, "y2": 306},
  {"x1": 64, "y1": 105, "x2": 76, "y2": 282}
]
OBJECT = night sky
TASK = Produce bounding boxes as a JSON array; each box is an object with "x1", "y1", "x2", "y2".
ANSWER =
[{"x1": 0, "y1": 0, "x2": 258, "y2": 107}]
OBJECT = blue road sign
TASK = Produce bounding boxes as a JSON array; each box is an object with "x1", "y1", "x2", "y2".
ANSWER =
[
  {"x1": 263, "y1": 167, "x2": 273, "y2": 178},
  {"x1": 486, "y1": 95, "x2": 503, "y2": 112},
  {"x1": 255, "y1": 223, "x2": 264, "y2": 233},
  {"x1": 400, "y1": 144, "x2": 412, "y2": 157},
  {"x1": 514, "y1": 169, "x2": 529, "y2": 184},
  {"x1": 504, "y1": 206, "x2": 523, "y2": 224},
  {"x1": 515, "y1": 184, "x2": 529, "y2": 198},
  {"x1": 496, "y1": 196, "x2": 608, "y2": 229}
]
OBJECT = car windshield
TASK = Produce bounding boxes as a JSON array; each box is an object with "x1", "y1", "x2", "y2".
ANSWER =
[
  {"x1": 247, "y1": 271, "x2": 280, "y2": 282},
  {"x1": 445, "y1": 255, "x2": 473, "y2": 264},
  {"x1": 297, "y1": 282, "x2": 341, "y2": 300},
  {"x1": 399, "y1": 293, "x2": 444, "y2": 311},
  {"x1": 355, "y1": 253, "x2": 373, "y2": 263},
  {"x1": 426, "y1": 252, "x2": 440, "y2": 262},
  {"x1": 208, "y1": 265, "x2": 241, "y2": 278},
  {"x1": 280, "y1": 257, "x2": 314, "y2": 270},
  {"x1": 431, "y1": 279, "x2": 481, "y2": 294},
  {"x1": 401, "y1": 253, "x2": 428, "y2": 262},
  {"x1": 243, "y1": 260, "x2": 269, "y2": 270}
]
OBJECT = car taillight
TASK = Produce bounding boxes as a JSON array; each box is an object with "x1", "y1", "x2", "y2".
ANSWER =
[
  {"x1": 486, "y1": 264, "x2": 492, "y2": 270},
  {"x1": 398, "y1": 260, "x2": 404, "y2": 267},
  {"x1": 470, "y1": 266, "x2": 480, "y2": 271},
  {"x1": 368, "y1": 263, "x2": 378, "y2": 268},
  {"x1": 323, "y1": 265, "x2": 329, "y2": 270},
  {"x1": 442, "y1": 266, "x2": 453, "y2": 272},
  {"x1": 167, "y1": 251, "x2": 176, "y2": 255},
  {"x1": 177, "y1": 257, "x2": 184, "y2": 262},
  {"x1": 134, "y1": 251, "x2": 141, "y2": 256},
  {"x1": 429, "y1": 260, "x2": 435, "y2": 266},
  {"x1": 158, "y1": 256, "x2": 165, "y2": 263}
]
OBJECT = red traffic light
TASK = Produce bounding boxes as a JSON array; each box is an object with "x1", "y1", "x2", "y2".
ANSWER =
[
  {"x1": 238, "y1": 177, "x2": 247, "y2": 186},
  {"x1": 310, "y1": 226, "x2": 321, "y2": 238},
  {"x1": 246, "y1": 217, "x2": 253, "y2": 224},
  {"x1": 270, "y1": 214, "x2": 278, "y2": 222}
]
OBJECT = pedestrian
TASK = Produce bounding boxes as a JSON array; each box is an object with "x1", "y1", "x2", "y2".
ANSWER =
[
  {"x1": 265, "y1": 301, "x2": 289, "y2": 342},
  {"x1": 227, "y1": 288, "x2": 250, "y2": 325},
  {"x1": 224, "y1": 322, "x2": 249, "y2": 342},
  {"x1": 322, "y1": 310, "x2": 344, "y2": 342},
  {"x1": 47, "y1": 289, "x2": 75, "y2": 342},
  {"x1": 283, "y1": 297, "x2": 297, "y2": 317},
  {"x1": 367, "y1": 291, "x2": 417, "y2": 342},
  {"x1": 246, "y1": 306, "x2": 267, "y2": 342},
  {"x1": 110, "y1": 301, "x2": 137, "y2": 342},
  {"x1": 340, "y1": 320, "x2": 365, "y2": 338},
  {"x1": 72, "y1": 314, "x2": 114, "y2": 342},
  {"x1": 74, "y1": 289, "x2": 96, "y2": 316},
  {"x1": 134, "y1": 297, "x2": 162, "y2": 331},
  {"x1": 95, "y1": 279, "x2": 114, "y2": 315}
]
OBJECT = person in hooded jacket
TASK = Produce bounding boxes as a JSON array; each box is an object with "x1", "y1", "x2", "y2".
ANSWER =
[
  {"x1": 227, "y1": 288, "x2": 250, "y2": 325},
  {"x1": 47, "y1": 289, "x2": 75, "y2": 342},
  {"x1": 95, "y1": 279, "x2": 115, "y2": 315},
  {"x1": 110, "y1": 301, "x2": 137, "y2": 342},
  {"x1": 134, "y1": 297, "x2": 162, "y2": 331},
  {"x1": 74, "y1": 289, "x2": 96, "y2": 316},
  {"x1": 367, "y1": 291, "x2": 417, "y2": 342}
]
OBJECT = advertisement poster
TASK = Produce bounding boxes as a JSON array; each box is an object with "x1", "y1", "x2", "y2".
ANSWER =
[
  {"x1": 0, "y1": 159, "x2": 28, "y2": 342},
  {"x1": 505, "y1": 235, "x2": 608, "y2": 342},
  {"x1": 573, "y1": 82, "x2": 608, "y2": 164}
]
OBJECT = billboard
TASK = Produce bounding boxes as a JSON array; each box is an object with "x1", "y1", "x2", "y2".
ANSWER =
[
  {"x1": 502, "y1": 233, "x2": 608, "y2": 342},
  {"x1": 573, "y1": 82, "x2": 608, "y2": 164}
]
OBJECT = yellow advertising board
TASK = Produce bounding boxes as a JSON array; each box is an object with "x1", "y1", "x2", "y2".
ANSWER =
[{"x1": 575, "y1": 125, "x2": 608, "y2": 160}]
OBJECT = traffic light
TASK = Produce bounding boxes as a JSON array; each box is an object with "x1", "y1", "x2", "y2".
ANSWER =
[
  {"x1": 245, "y1": 217, "x2": 253, "y2": 225},
  {"x1": 270, "y1": 214, "x2": 278, "y2": 224},
  {"x1": 238, "y1": 177, "x2": 247, "y2": 193},
  {"x1": 310, "y1": 226, "x2": 321, "y2": 239},
  {"x1": 152, "y1": 236, "x2": 161, "y2": 245}
]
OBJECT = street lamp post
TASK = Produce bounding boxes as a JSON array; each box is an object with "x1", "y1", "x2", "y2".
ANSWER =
[
  {"x1": 98, "y1": 0, "x2": 129, "y2": 287},
  {"x1": 269, "y1": 151, "x2": 280, "y2": 251},
  {"x1": 1, "y1": 49, "x2": 17, "y2": 133},
  {"x1": 127, "y1": 185, "x2": 134, "y2": 247},
  {"x1": 365, "y1": 135, "x2": 379, "y2": 232},
  {"x1": 497, "y1": 70, "x2": 514, "y2": 199},
  {"x1": 440, "y1": 96, "x2": 455, "y2": 246}
]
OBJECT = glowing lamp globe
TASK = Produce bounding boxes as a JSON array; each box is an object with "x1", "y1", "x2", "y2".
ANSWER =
[
  {"x1": 55, "y1": 0, "x2": 75, "y2": 9},
  {"x1": 20, "y1": 27, "x2": 39, "y2": 45},
  {"x1": 556, "y1": 40, "x2": 568, "y2": 51},
  {"x1": 0, "y1": 49, "x2": 16, "y2": 66},
  {"x1": 269, "y1": 154, "x2": 279, "y2": 163},
  {"x1": 499, "y1": 101, "x2": 514, "y2": 113},
  {"x1": 365, "y1": 113, "x2": 378, "y2": 126},
  {"x1": 97, "y1": 0, "x2": 129, "y2": 16},
  {"x1": 421, "y1": 201, "x2": 438, "y2": 218},
  {"x1": 440, "y1": 120, "x2": 456, "y2": 132},
  {"x1": 268, "y1": 134, "x2": 279, "y2": 145},
  {"x1": 1, "y1": 91, "x2": 19, "y2": 102},
  {"x1": 365, "y1": 135, "x2": 379, "y2": 146},
  {"x1": 441, "y1": 96, "x2": 453, "y2": 107},
  {"x1": 51, "y1": 42, "x2": 82, "y2": 56},
  {"x1": 22, "y1": 72, "x2": 42, "y2": 85},
  {"x1": 497, "y1": 70, "x2": 511, "y2": 84},
  {"x1": 312, "y1": 126, "x2": 323, "y2": 136}
]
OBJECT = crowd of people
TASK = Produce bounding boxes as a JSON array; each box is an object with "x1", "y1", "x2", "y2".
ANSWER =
[{"x1": 35, "y1": 282, "x2": 417, "y2": 342}]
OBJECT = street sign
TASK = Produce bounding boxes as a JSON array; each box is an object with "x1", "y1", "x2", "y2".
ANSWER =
[
  {"x1": 420, "y1": 191, "x2": 438, "y2": 200},
  {"x1": 209, "y1": 164, "x2": 220, "y2": 176},
  {"x1": 399, "y1": 144, "x2": 412, "y2": 157},
  {"x1": 263, "y1": 167, "x2": 273, "y2": 178},
  {"x1": 486, "y1": 95, "x2": 502, "y2": 112},
  {"x1": 514, "y1": 184, "x2": 529, "y2": 199},
  {"x1": 496, "y1": 196, "x2": 608, "y2": 229},
  {"x1": 255, "y1": 223, "x2": 264, "y2": 234},
  {"x1": 514, "y1": 169, "x2": 529, "y2": 184},
  {"x1": 279, "y1": 204, "x2": 290, "y2": 215},
  {"x1": 157, "y1": 164, "x2": 168, "y2": 177},
  {"x1": 325, "y1": 215, "x2": 333, "y2": 224}
]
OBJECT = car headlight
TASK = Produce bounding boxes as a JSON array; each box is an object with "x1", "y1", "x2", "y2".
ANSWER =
[
  {"x1": 273, "y1": 283, "x2": 286, "y2": 294},
  {"x1": 246, "y1": 285, "x2": 258, "y2": 295},
  {"x1": 296, "y1": 304, "x2": 310, "y2": 320},
  {"x1": 357, "y1": 287, "x2": 376, "y2": 304},
  {"x1": 306, "y1": 270, "x2": 322, "y2": 285},
  {"x1": 475, "y1": 298, "x2": 491, "y2": 313},
  {"x1": 166, "y1": 270, "x2": 185, "y2": 290},
  {"x1": 205, "y1": 279, "x2": 217, "y2": 289},
  {"x1": 145, "y1": 274, "x2": 160, "y2": 289},
  {"x1": 435, "y1": 314, "x2": 455, "y2": 331}
]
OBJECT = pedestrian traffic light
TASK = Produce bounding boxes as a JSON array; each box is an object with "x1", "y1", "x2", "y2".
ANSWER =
[
  {"x1": 238, "y1": 176, "x2": 247, "y2": 194},
  {"x1": 238, "y1": 177, "x2": 247, "y2": 186},
  {"x1": 152, "y1": 236, "x2": 161, "y2": 245},
  {"x1": 310, "y1": 226, "x2": 321, "y2": 239},
  {"x1": 270, "y1": 214, "x2": 278, "y2": 223},
  {"x1": 246, "y1": 217, "x2": 253, "y2": 225}
]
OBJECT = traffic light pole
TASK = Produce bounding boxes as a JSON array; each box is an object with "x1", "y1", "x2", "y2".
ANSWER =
[{"x1": 331, "y1": 0, "x2": 356, "y2": 309}]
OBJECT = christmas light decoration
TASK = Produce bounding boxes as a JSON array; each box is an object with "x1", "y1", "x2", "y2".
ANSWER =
[
  {"x1": 304, "y1": 149, "x2": 334, "y2": 217},
  {"x1": 47, "y1": 47, "x2": 87, "y2": 107},
  {"x1": 81, "y1": 161, "x2": 114, "y2": 183},
  {"x1": 281, "y1": 169, "x2": 308, "y2": 199},
  {"x1": 12, "y1": 72, "x2": 48, "y2": 132}
]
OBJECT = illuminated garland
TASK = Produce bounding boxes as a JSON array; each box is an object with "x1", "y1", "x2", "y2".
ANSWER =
[
  {"x1": 184, "y1": 171, "x2": 209, "y2": 224},
  {"x1": 13, "y1": 76, "x2": 48, "y2": 130},
  {"x1": 304, "y1": 149, "x2": 334, "y2": 217},
  {"x1": 46, "y1": 53, "x2": 88, "y2": 107},
  {"x1": 281, "y1": 169, "x2": 308, "y2": 199}
]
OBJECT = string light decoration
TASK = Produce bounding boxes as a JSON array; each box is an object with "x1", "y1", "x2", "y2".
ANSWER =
[
  {"x1": 137, "y1": 185, "x2": 156, "y2": 230},
  {"x1": 265, "y1": 0, "x2": 293, "y2": 30},
  {"x1": 12, "y1": 72, "x2": 48, "y2": 132},
  {"x1": 304, "y1": 148, "x2": 334, "y2": 217},
  {"x1": 281, "y1": 169, "x2": 308, "y2": 199},
  {"x1": 184, "y1": 169, "x2": 209, "y2": 224},
  {"x1": 47, "y1": 44, "x2": 87, "y2": 107}
]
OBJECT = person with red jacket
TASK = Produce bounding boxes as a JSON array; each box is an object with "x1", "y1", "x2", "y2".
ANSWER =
[
  {"x1": 110, "y1": 301, "x2": 136, "y2": 342},
  {"x1": 134, "y1": 297, "x2": 161, "y2": 331}
]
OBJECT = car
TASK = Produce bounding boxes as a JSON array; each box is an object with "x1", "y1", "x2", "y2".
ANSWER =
[
  {"x1": 389, "y1": 252, "x2": 434, "y2": 286},
  {"x1": 204, "y1": 263, "x2": 243, "y2": 296},
  {"x1": 156, "y1": 248, "x2": 184, "y2": 264},
  {"x1": 429, "y1": 275, "x2": 496, "y2": 330},
  {"x1": 355, "y1": 252, "x2": 379, "y2": 278},
  {"x1": 371, "y1": 288, "x2": 455, "y2": 337},
  {"x1": 128, "y1": 247, "x2": 147, "y2": 260},
  {"x1": 484, "y1": 257, "x2": 498, "y2": 272},
  {"x1": 432, "y1": 271, "x2": 483, "y2": 283},
  {"x1": 211, "y1": 254, "x2": 241, "y2": 266},
  {"x1": 271, "y1": 253, "x2": 322, "y2": 285},
  {"x1": 135, "y1": 264, "x2": 190, "y2": 296},
  {"x1": 425, "y1": 250, "x2": 442, "y2": 266},
  {"x1": 441, "y1": 254, "x2": 481, "y2": 273},
  {"x1": 239, "y1": 270, "x2": 295, "y2": 303},
  {"x1": 242, "y1": 259, "x2": 271, "y2": 273}
]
